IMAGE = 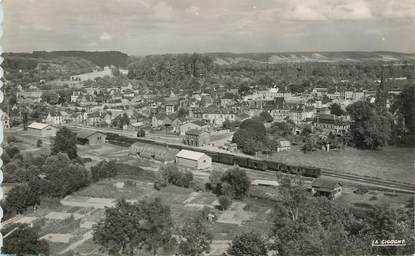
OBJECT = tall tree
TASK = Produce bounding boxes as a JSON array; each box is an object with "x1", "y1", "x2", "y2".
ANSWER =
[
  {"x1": 178, "y1": 215, "x2": 213, "y2": 256},
  {"x1": 329, "y1": 103, "x2": 345, "y2": 116},
  {"x1": 346, "y1": 101, "x2": 391, "y2": 149},
  {"x1": 94, "y1": 198, "x2": 173, "y2": 256},
  {"x1": 3, "y1": 184, "x2": 40, "y2": 214},
  {"x1": 51, "y1": 127, "x2": 78, "y2": 159},
  {"x1": 2, "y1": 224, "x2": 49, "y2": 256},
  {"x1": 390, "y1": 84, "x2": 415, "y2": 144}
]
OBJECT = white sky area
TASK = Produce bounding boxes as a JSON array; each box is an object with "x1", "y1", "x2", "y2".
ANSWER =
[{"x1": 3, "y1": 0, "x2": 415, "y2": 55}]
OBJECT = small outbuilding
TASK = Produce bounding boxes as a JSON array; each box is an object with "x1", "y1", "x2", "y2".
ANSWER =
[
  {"x1": 277, "y1": 140, "x2": 291, "y2": 152},
  {"x1": 175, "y1": 149, "x2": 212, "y2": 170},
  {"x1": 28, "y1": 122, "x2": 57, "y2": 137},
  {"x1": 76, "y1": 130, "x2": 106, "y2": 145},
  {"x1": 311, "y1": 178, "x2": 342, "y2": 200}
]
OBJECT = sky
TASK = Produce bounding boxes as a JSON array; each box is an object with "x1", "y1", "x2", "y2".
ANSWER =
[{"x1": 2, "y1": 0, "x2": 415, "y2": 55}]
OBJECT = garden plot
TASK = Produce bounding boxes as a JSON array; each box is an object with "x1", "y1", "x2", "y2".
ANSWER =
[
  {"x1": 208, "y1": 240, "x2": 231, "y2": 256},
  {"x1": 15, "y1": 216, "x2": 38, "y2": 227},
  {"x1": 217, "y1": 202, "x2": 255, "y2": 225},
  {"x1": 61, "y1": 196, "x2": 115, "y2": 209},
  {"x1": 45, "y1": 212, "x2": 72, "y2": 220},
  {"x1": 40, "y1": 233, "x2": 74, "y2": 244}
]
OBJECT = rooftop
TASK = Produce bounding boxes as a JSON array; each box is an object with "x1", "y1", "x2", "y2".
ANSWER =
[
  {"x1": 311, "y1": 178, "x2": 342, "y2": 191},
  {"x1": 176, "y1": 149, "x2": 207, "y2": 161},
  {"x1": 28, "y1": 122, "x2": 50, "y2": 130}
]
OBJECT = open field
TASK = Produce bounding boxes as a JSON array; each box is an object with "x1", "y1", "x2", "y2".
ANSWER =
[{"x1": 266, "y1": 146, "x2": 414, "y2": 184}]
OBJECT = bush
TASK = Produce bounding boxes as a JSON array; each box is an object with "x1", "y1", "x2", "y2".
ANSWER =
[
  {"x1": 137, "y1": 129, "x2": 146, "y2": 137},
  {"x1": 218, "y1": 195, "x2": 232, "y2": 210},
  {"x1": 221, "y1": 168, "x2": 250, "y2": 200},
  {"x1": 7, "y1": 136, "x2": 18, "y2": 144},
  {"x1": 5, "y1": 144, "x2": 20, "y2": 159},
  {"x1": 160, "y1": 165, "x2": 194, "y2": 188},
  {"x1": 191, "y1": 180, "x2": 205, "y2": 192},
  {"x1": 36, "y1": 139, "x2": 43, "y2": 148},
  {"x1": 91, "y1": 160, "x2": 117, "y2": 182}
]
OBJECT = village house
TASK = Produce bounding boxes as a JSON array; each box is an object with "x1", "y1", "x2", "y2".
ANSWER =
[
  {"x1": 2, "y1": 112, "x2": 11, "y2": 129},
  {"x1": 45, "y1": 111, "x2": 64, "y2": 126},
  {"x1": 277, "y1": 140, "x2": 291, "y2": 152},
  {"x1": 313, "y1": 114, "x2": 350, "y2": 135},
  {"x1": 179, "y1": 120, "x2": 208, "y2": 136},
  {"x1": 184, "y1": 129, "x2": 210, "y2": 147},
  {"x1": 71, "y1": 91, "x2": 82, "y2": 103},
  {"x1": 175, "y1": 149, "x2": 212, "y2": 170},
  {"x1": 201, "y1": 106, "x2": 236, "y2": 126},
  {"x1": 171, "y1": 116, "x2": 186, "y2": 134},
  {"x1": 86, "y1": 112, "x2": 104, "y2": 126},
  {"x1": 312, "y1": 88, "x2": 328, "y2": 97},
  {"x1": 164, "y1": 92, "x2": 179, "y2": 114},
  {"x1": 311, "y1": 178, "x2": 343, "y2": 200},
  {"x1": 28, "y1": 122, "x2": 57, "y2": 138}
]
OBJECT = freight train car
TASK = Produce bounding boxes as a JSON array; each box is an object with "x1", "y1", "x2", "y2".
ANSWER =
[{"x1": 105, "y1": 132, "x2": 321, "y2": 178}]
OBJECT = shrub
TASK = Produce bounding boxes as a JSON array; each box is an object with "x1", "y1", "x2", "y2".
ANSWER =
[
  {"x1": 191, "y1": 180, "x2": 205, "y2": 192},
  {"x1": 218, "y1": 195, "x2": 232, "y2": 210},
  {"x1": 5, "y1": 144, "x2": 20, "y2": 159},
  {"x1": 91, "y1": 160, "x2": 117, "y2": 182},
  {"x1": 160, "y1": 165, "x2": 194, "y2": 188},
  {"x1": 36, "y1": 139, "x2": 43, "y2": 148},
  {"x1": 7, "y1": 136, "x2": 18, "y2": 144}
]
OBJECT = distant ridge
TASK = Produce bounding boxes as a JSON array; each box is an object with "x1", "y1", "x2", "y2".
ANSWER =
[
  {"x1": 4, "y1": 51, "x2": 129, "y2": 67},
  {"x1": 204, "y1": 51, "x2": 415, "y2": 65}
]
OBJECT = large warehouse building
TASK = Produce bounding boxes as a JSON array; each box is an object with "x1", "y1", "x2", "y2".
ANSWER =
[
  {"x1": 175, "y1": 149, "x2": 212, "y2": 170},
  {"x1": 27, "y1": 122, "x2": 57, "y2": 138}
]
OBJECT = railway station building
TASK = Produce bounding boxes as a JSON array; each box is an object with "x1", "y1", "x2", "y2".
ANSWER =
[{"x1": 311, "y1": 178, "x2": 343, "y2": 200}]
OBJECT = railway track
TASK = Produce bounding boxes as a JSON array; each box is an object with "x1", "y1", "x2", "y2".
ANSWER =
[
  {"x1": 108, "y1": 137, "x2": 415, "y2": 193},
  {"x1": 321, "y1": 169, "x2": 415, "y2": 193},
  {"x1": 91, "y1": 128, "x2": 415, "y2": 194}
]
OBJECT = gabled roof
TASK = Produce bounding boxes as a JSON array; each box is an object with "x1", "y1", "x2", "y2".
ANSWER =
[
  {"x1": 191, "y1": 120, "x2": 208, "y2": 127},
  {"x1": 311, "y1": 178, "x2": 342, "y2": 191},
  {"x1": 28, "y1": 122, "x2": 50, "y2": 130},
  {"x1": 278, "y1": 140, "x2": 291, "y2": 147},
  {"x1": 176, "y1": 149, "x2": 207, "y2": 161},
  {"x1": 76, "y1": 130, "x2": 105, "y2": 139}
]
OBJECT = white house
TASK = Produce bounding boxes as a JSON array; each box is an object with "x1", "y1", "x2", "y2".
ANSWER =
[
  {"x1": 175, "y1": 150, "x2": 212, "y2": 170},
  {"x1": 45, "y1": 112, "x2": 64, "y2": 126}
]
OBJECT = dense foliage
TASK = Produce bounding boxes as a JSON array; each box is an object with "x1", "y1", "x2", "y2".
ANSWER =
[
  {"x1": 52, "y1": 127, "x2": 78, "y2": 159},
  {"x1": 346, "y1": 101, "x2": 392, "y2": 149},
  {"x1": 1, "y1": 224, "x2": 49, "y2": 256},
  {"x1": 91, "y1": 160, "x2": 117, "y2": 182},
  {"x1": 178, "y1": 214, "x2": 213, "y2": 256},
  {"x1": 268, "y1": 176, "x2": 415, "y2": 256},
  {"x1": 227, "y1": 232, "x2": 268, "y2": 256},
  {"x1": 233, "y1": 119, "x2": 268, "y2": 155},
  {"x1": 93, "y1": 198, "x2": 173, "y2": 256},
  {"x1": 156, "y1": 164, "x2": 194, "y2": 188},
  {"x1": 209, "y1": 167, "x2": 250, "y2": 200}
]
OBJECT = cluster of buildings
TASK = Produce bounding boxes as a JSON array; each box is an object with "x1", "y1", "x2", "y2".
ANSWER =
[{"x1": 10, "y1": 66, "x2": 404, "y2": 154}]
